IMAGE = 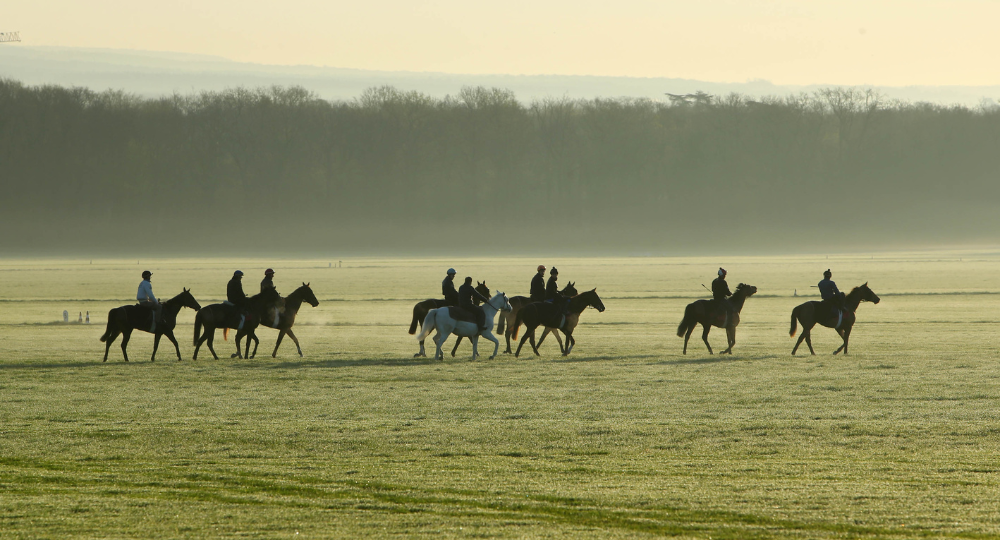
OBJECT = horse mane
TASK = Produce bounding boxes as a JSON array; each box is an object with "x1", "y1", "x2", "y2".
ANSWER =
[{"x1": 568, "y1": 289, "x2": 597, "y2": 311}]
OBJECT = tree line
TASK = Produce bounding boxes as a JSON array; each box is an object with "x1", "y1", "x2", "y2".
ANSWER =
[{"x1": 1, "y1": 78, "x2": 997, "y2": 254}]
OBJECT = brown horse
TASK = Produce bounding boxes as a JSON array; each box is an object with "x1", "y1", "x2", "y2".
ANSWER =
[
  {"x1": 100, "y1": 289, "x2": 201, "y2": 362},
  {"x1": 513, "y1": 289, "x2": 605, "y2": 357},
  {"x1": 676, "y1": 283, "x2": 758, "y2": 355},
  {"x1": 258, "y1": 283, "x2": 320, "y2": 358},
  {"x1": 790, "y1": 283, "x2": 880, "y2": 356},
  {"x1": 412, "y1": 281, "x2": 489, "y2": 357},
  {"x1": 497, "y1": 282, "x2": 577, "y2": 355},
  {"x1": 192, "y1": 287, "x2": 280, "y2": 360}
]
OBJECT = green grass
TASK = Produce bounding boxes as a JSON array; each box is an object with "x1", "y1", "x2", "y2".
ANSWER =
[{"x1": 2, "y1": 253, "x2": 1000, "y2": 538}]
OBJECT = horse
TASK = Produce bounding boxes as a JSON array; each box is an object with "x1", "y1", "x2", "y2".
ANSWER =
[
  {"x1": 497, "y1": 282, "x2": 577, "y2": 355},
  {"x1": 192, "y1": 287, "x2": 281, "y2": 360},
  {"x1": 513, "y1": 289, "x2": 606, "y2": 357},
  {"x1": 676, "y1": 283, "x2": 758, "y2": 355},
  {"x1": 258, "y1": 283, "x2": 320, "y2": 358},
  {"x1": 99, "y1": 289, "x2": 201, "y2": 362},
  {"x1": 790, "y1": 283, "x2": 880, "y2": 355},
  {"x1": 410, "y1": 281, "x2": 490, "y2": 357},
  {"x1": 415, "y1": 292, "x2": 512, "y2": 360}
]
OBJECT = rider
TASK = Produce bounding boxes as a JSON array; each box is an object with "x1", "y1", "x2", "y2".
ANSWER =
[
  {"x1": 545, "y1": 267, "x2": 569, "y2": 314},
  {"x1": 442, "y1": 268, "x2": 459, "y2": 306},
  {"x1": 260, "y1": 268, "x2": 275, "y2": 293},
  {"x1": 137, "y1": 270, "x2": 161, "y2": 331},
  {"x1": 818, "y1": 269, "x2": 845, "y2": 315},
  {"x1": 458, "y1": 276, "x2": 490, "y2": 331},
  {"x1": 227, "y1": 270, "x2": 247, "y2": 308},
  {"x1": 712, "y1": 268, "x2": 734, "y2": 321},
  {"x1": 530, "y1": 265, "x2": 546, "y2": 302}
]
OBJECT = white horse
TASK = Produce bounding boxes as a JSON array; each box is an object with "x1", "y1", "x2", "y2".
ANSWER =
[{"x1": 415, "y1": 292, "x2": 511, "y2": 360}]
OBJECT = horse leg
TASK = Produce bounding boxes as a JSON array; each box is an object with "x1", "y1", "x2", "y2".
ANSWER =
[
  {"x1": 272, "y1": 330, "x2": 286, "y2": 358},
  {"x1": 804, "y1": 329, "x2": 815, "y2": 355},
  {"x1": 722, "y1": 326, "x2": 735, "y2": 355},
  {"x1": 683, "y1": 325, "x2": 694, "y2": 355},
  {"x1": 165, "y1": 330, "x2": 182, "y2": 361},
  {"x1": 529, "y1": 329, "x2": 540, "y2": 357},
  {"x1": 231, "y1": 331, "x2": 242, "y2": 359},
  {"x1": 554, "y1": 331, "x2": 565, "y2": 355},
  {"x1": 514, "y1": 327, "x2": 533, "y2": 358},
  {"x1": 249, "y1": 332, "x2": 258, "y2": 359},
  {"x1": 471, "y1": 335, "x2": 479, "y2": 360},
  {"x1": 451, "y1": 336, "x2": 463, "y2": 357},
  {"x1": 103, "y1": 330, "x2": 119, "y2": 362},
  {"x1": 537, "y1": 328, "x2": 550, "y2": 349},
  {"x1": 120, "y1": 329, "x2": 132, "y2": 362},
  {"x1": 834, "y1": 326, "x2": 851, "y2": 355},
  {"x1": 484, "y1": 331, "x2": 500, "y2": 360},
  {"x1": 563, "y1": 332, "x2": 574, "y2": 356},
  {"x1": 842, "y1": 326, "x2": 852, "y2": 355},
  {"x1": 701, "y1": 324, "x2": 713, "y2": 355},
  {"x1": 151, "y1": 332, "x2": 162, "y2": 362},
  {"x1": 285, "y1": 328, "x2": 303, "y2": 357},
  {"x1": 206, "y1": 330, "x2": 220, "y2": 360}
]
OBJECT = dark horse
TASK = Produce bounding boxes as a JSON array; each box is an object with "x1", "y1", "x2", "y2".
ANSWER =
[
  {"x1": 790, "y1": 283, "x2": 880, "y2": 356},
  {"x1": 100, "y1": 289, "x2": 201, "y2": 362},
  {"x1": 513, "y1": 289, "x2": 606, "y2": 357},
  {"x1": 676, "y1": 283, "x2": 758, "y2": 355},
  {"x1": 258, "y1": 283, "x2": 320, "y2": 358},
  {"x1": 192, "y1": 288, "x2": 280, "y2": 360},
  {"x1": 496, "y1": 282, "x2": 577, "y2": 355},
  {"x1": 410, "y1": 281, "x2": 490, "y2": 358}
]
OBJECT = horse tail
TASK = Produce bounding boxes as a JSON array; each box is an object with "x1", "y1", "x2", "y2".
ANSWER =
[
  {"x1": 512, "y1": 309, "x2": 524, "y2": 340},
  {"x1": 223, "y1": 327, "x2": 229, "y2": 341},
  {"x1": 496, "y1": 311, "x2": 506, "y2": 335},
  {"x1": 193, "y1": 311, "x2": 203, "y2": 346},
  {"x1": 676, "y1": 304, "x2": 696, "y2": 338},
  {"x1": 415, "y1": 309, "x2": 436, "y2": 341},
  {"x1": 789, "y1": 306, "x2": 799, "y2": 337},
  {"x1": 99, "y1": 308, "x2": 116, "y2": 342},
  {"x1": 408, "y1": 303, "x2": 421, "y2": 335}
]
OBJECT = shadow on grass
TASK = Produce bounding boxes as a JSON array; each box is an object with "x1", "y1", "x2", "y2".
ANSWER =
[{"x1": 266, "y1": 355, "x2": 450, "y2": 369}]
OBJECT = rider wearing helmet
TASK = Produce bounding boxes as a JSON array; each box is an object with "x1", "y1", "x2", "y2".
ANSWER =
[
  {"x1": 712, "y1": 268, "x2": 734, "y2": 320},
  {"x1": 530, "y1": 265, "x2": 546, "y2": 302},
  {"x1": 442, "y1": 268, "x2": 459, "y2": 306},
  {"x1": 545, "y1": 267, "x2": 570, "y2": 314},
  {"x1": 137, "y1": 270, "x2": 162, "y2": 331},
  {"x1": 458, "y1": 276, "x2": 490, "y2": 331},
  {"x1": 260, "y1": 268, "x2": 276, "y2": 293},
  {"x1": 227, "y1": 270, "x2": 248, "y2": 309},
  {"x1": 818, "y1": 269, "x2": 845, "y2": 313}
]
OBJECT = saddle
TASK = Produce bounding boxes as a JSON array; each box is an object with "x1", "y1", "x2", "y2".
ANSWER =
[
  {"x1": 712, "y1": 311, "x2": 728, "y2": 328},
  {"x1": 446, "y1": 306, "x2": 479, "y2": 324},
  {"x1": 134, "y1": 303, "x2": 160, "y2": 332}
]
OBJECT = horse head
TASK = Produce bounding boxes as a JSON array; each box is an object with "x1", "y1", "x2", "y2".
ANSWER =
[
  {"x1": 735, "y1": 283, "x2": 758, "y2": 298},
  {"x1": 180, "y1": 288, "x2": 201, "y2": 311},
  {"x1": 560, "y1": 281, "x2": 578, "y2": 297},
  {"x1": 495, "y1": 292, "x2": 512, "y2": 312},
  {"x1": 294, "y1": 282, "x2": 320, "y2": 307},
  {"x1": 582, "y1": 288, "x2": 605, "y2": 313},
  {"x1": 860, "y1": 282, "x2": 880, "y2": 304},
  {"x1": 475, "y1": 281, "x2": 491, "y2": 300}
]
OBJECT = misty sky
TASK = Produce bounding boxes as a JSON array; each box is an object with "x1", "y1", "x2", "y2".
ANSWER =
[{"x1": 5, "y1": 1, "x2": 999, "y2": 86}]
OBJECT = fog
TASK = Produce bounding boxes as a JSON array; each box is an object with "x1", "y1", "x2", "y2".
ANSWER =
[{"x1": 1, "y1": 77, "x2": 998, "y2": 257}]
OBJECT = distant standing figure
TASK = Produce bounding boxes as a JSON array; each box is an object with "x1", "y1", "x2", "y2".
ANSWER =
[
  {"x1": 530, "y1": 265, "x2": 546, "y2": 302},
  {"x1": 442, "y1": 268, "x2": 459, "y2": 306},
  {"x1": 137, "y1": 270, "x2": 162, "y2": 331}
]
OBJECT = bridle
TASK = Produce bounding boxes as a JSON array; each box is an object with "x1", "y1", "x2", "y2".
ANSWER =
[{"x1": 484, "y1": 294, "x2": 510, "y2": 312}]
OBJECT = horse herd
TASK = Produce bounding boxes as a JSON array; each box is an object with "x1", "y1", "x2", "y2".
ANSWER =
[{"x1": 97, "y1": 279, "x2": 881, "y2": 363}]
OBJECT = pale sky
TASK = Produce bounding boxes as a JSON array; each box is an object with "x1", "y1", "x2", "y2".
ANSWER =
[{"x1": 5, "y1": 0, "x2": 1000, "y2": 86}]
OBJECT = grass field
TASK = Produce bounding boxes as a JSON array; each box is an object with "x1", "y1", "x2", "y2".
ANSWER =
[{"x1": 3, "y1": 252, "x2": 1000, "y2": 538}]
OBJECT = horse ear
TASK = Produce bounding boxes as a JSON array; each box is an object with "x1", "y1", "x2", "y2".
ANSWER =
[
  {"x1": 864, "y1": 281, "x2": 868, "y2": 286},
  {"x1": 306, "y1": 282, "x2": 310, "y2": 287}
]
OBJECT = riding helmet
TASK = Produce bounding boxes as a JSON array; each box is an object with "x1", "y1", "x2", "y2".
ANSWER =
[
  {"x1": 550, "y1": 267, "x2": 558, "y2": 275},
  {"x1": 141, "y1": 270, "x2": 152, "y2": 279},
  {"x1": 537, "y1": 265, "x2": 546, "y2": 272},
  {"x1": 234, "y1": 270, "x2": 244, "y2": 277},
  {"x1": 265, "y1": 268, "x2": 275, "y2": 276},
  {"x1": 447, "y1": 268, "x2": 456, "y2": 275},
  {"x1": 824, "y1": 269, "x2": 832, "y2": 278},
  {"x1": 718, "y1": 268, "x2": 726, "y2": 277}
]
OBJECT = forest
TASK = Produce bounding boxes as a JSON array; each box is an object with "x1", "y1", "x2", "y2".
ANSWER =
[{"x1": 1, "y1": 78, "x2": 998, "y2": 255}]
